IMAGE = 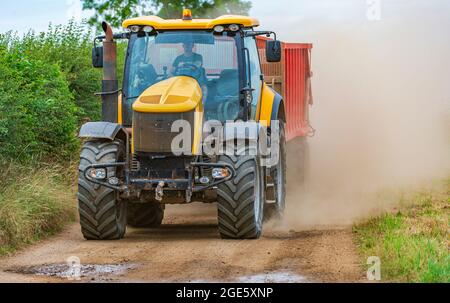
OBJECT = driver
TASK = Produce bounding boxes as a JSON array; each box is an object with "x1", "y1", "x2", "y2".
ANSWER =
[
  {"x1": 171, "y1": 41, "x2": 203, "y2": 76},
  {"x1": 171, "y1": 41, "x2": 208, "y2": 102}
]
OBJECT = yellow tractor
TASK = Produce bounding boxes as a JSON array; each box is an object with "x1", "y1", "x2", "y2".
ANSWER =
[{"x1": 79, "y1": 10, "x2": 287, "y2": 240}]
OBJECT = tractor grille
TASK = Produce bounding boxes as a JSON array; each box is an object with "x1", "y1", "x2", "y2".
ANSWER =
[
  {"x1": 131, "y1": 153, "x2": 193, "y2": 179},
  {"x1": 133, "y1": 111, "x2": 195, "y2": 153}
]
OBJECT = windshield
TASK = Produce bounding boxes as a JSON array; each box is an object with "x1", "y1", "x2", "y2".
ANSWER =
[{"x1": 123, "y1": 31, "x2": 241, "y2": 125}]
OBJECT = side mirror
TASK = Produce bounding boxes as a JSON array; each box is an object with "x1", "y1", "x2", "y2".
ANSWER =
[
  {"x1": 266, "y1": 40, "x2": 282, "y2": 63},
  {"x1": 92, "y1": 46, "x2": 103, "y2": 68}
]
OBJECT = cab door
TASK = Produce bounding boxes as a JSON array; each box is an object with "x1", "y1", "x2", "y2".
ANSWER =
[{"x1": 244, "y1": 36, "x2": 263, "y2": 120}]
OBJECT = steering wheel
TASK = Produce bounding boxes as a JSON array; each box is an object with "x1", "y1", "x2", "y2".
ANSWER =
[{"x1": 175, "y1": 63, "x2": 199, "y2": 75}]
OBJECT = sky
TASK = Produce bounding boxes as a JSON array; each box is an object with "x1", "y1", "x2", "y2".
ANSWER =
[
  {"x1": 0, "y1": 0, "x2": 449, "y2": 39},
  {"x1": 0, "y1": 0, "x2": 84, "y2": 34},
  {"x1": 0, "y1": 0, "x2": 396, "y2": 36},
  {"x1": 0, "y1": 0, "x2": 448, "y2": 40}
]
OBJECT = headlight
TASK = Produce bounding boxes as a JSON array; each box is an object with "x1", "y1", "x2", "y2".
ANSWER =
[
  {"x1": 89, "y1": 168, "x2": 107, "y2": 180},
  {"x1": 212, "y1": 168, "x2": 231, "y2": 180},
  {"x1": 108, "y1": 177, "x2": 119, "y2": 186}
]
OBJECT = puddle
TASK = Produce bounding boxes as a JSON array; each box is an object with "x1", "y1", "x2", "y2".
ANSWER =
[
  {"x1": 8, "y1": 263, "x2": 136, "y2": 280},
  {"x1": 190, "y1": 271, "x2": 308, "y2": 283},
  {"x1": 235, "y1": 271, "x2": 308, "y2": 283}
]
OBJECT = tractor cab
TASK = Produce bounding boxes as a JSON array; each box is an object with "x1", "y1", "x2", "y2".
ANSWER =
[
  {"x1": 92, "y1": 10, "x2": 281, "y2": 125},
  {"x1": 123, "y1": 29, "x2": 239, "y2": 123}
]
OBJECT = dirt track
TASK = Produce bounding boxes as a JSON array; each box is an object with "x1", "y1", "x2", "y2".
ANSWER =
[
  {"x1": 0, "y1": 142, "x2": 365, "y2": 283},
  {"x1": 0, "y1": 214, "x2": 363, "y2": 282}
]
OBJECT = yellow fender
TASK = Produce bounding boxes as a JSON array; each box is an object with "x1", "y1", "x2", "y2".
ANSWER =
[{"x1": 258, "y1": 83, "x2": 285, "y2": 127}]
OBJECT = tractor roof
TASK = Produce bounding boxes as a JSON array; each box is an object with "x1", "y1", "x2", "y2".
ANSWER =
[{"x1": 122, "y1": 15, "x2": 260, "y2": 30}]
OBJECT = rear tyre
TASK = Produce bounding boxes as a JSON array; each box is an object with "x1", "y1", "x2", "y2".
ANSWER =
[
  {"x1": 217, "y1": 146, "x2": 265, "y2": 239},
  {"x1": 265, "y1": 122, "x2": 287, "y2": 221},
  {"x1": 77, "y1": 140, "x2": 127, "y2": 240},
  {"x1": 127, "y1": 202, "x2": 164, "y2": 228}
]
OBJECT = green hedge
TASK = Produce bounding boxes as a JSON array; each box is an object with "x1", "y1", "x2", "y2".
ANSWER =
[
  {"x1": 6, "y1": 21, "x2": 103, "y2": 121},
  {"x1": 0, "y1": 21, "x2": 128, "y2": 161},
  {"x1": 0, "y1": 21, "x2": 128, "y2": 253},
  {"x1": 0, "y1": 47, "x2": 79, "y2": 160}
]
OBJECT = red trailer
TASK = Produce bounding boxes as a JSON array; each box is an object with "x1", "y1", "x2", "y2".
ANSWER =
[{"x1": 257, "y1": 37, "x2": 314, "y2": 141}]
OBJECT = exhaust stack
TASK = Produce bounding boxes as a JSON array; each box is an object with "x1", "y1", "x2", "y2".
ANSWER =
[{"x1": 101, "y1": 21, "x2": 118, "y2": 123}]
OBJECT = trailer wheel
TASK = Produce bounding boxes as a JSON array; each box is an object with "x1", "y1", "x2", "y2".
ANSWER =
[
  {"x1": 217, "y1": 146, "x2": 265, "y2": 239},
  {"x1": 77, "y1": 140, "x2": 127, "y2": 240},
  {"x1": 127, "y1": 202, "x2": 164, "y2": 228},
  {"x1": 265, "y1": 122, "x2": 287, "y2": 221}
]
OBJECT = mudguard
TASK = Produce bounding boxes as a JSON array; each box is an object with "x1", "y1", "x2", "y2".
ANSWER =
[
  {"x1": 270, "y1": 92, "x2": 286, "y2": 122},
  {"x1": 259, "y1": 84, "x2": 286, "y2": 126},
  {"x1": 79, "y1": 122, "x2": 125, "y2": 140}
]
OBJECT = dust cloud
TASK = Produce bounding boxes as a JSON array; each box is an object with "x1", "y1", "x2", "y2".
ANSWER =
[{"x1": 263, "y1": 0, "x2": 450, "y2": 229}]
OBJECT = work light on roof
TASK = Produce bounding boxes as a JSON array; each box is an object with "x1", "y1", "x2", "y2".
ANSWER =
[
  {"x1": 213, "y1": 25, "x2": 225, "y2": 33},
  {"x1": 228, "y1": 24, "x2": 240, "y2": 32},
  {"x1": 143, "y1": 26, "x2": 154, "y2": 33},
  {"x1": 129, "y1": 25, "x2": 140, "y2": 33}
]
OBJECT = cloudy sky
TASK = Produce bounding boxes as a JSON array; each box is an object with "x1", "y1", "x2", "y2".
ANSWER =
[
  {"x1": 0, "y1": 0, "x2": 83, "y2": 34},
  {"x1": 0, "y1": 1, "x2": 448, "y2": 39},
  {"x1": 0, "y1": 0, "x2": 448, "y2": 41},
  {"x1": 0, "y1": 0, "x2": 364, "y2": 35}
]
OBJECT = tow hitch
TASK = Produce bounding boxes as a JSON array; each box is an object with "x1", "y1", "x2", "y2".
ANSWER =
[{"x1": 155, "y1": 181, "x2": 165, "y2": 202}]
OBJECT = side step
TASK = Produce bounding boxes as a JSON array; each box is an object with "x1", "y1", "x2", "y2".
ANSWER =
[{"x1": 266, "y1": 182, "x2": 276, "y2": 203}]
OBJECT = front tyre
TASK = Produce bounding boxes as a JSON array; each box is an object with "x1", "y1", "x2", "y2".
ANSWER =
[
  {"x1": 217, "y1": 147, "x2": 265, "y2": 239},
  {"x1": 77, "y1": 140, "x2": 127, "y2": 240}
]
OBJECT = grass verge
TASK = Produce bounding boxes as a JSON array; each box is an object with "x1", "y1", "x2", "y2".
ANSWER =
[
  {"x1": 353, "y1": 180, "x2": 449, "y2": 282},
  {"x1": 0, "y1": 162, "x2": 77, "y2": 256}
]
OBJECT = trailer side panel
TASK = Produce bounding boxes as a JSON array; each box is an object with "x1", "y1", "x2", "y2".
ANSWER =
[{"x1": 257, "y1": 37, "x2": 313, "y2": 141}]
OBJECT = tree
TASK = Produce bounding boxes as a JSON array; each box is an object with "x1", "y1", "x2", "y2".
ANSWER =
[{"x1": 81, "y1": 0, "x2": 252, "y2": 30}]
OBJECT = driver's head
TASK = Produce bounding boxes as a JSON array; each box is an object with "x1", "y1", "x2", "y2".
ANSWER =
[{"x1": 183, "y1": 41, "x2": 194, "y2": 54}]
